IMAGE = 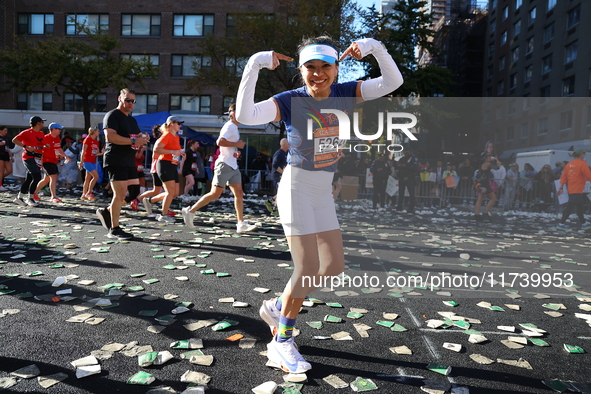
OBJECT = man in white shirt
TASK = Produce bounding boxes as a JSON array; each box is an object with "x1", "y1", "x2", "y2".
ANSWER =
[{"x1": 181, "y1": 104, "x2": 257, "y2": 233}]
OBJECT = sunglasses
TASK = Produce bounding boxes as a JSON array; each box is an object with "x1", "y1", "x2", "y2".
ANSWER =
[{"x1": 123, "y1": 98, "x2": 136, "y2": 104}]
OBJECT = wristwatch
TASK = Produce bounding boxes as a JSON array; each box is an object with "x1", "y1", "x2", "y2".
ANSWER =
[{"x1": 131, "y1": 137, "x2": 136, "y2": 145}]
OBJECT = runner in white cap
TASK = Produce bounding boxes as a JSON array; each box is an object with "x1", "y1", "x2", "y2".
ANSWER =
[{"x1": 235, "y1": 35, "x2": 403, "y2": 373}]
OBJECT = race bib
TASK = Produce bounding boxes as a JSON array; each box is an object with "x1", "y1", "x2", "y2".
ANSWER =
[
  {"x1": 130, "y1": 134, "x2": 139, "y2": 150},
  {"x1": 312, "y1": 126, "x2": 346, "y2": 169}
]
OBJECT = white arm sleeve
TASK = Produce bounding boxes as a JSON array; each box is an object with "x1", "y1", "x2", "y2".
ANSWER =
[
  {"x1": 357, "y1": 38, "x2": 404, "y2": 101},
  {"x1": 235, "y1": 51, "x2": 279, "y2": 126}
]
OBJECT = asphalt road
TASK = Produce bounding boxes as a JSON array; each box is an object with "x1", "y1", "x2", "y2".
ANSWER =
[{"x1": 1, "y1": 187, "x2": 591, "y2": 394}]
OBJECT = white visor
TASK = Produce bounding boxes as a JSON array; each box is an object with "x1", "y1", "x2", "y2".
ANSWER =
[{"x1": 298, "y1": 44, "x2": 338, "y2": 66}]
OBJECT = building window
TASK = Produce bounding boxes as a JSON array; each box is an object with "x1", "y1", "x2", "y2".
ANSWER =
[
  {"x1": 121, "y1": 54, "x2": 160, "y2": 74},
  {"x1": 565, "y1": 41, "x2": 578, "y2": 64},
  {"x1": 501, "y1": 31, "x2": 507, "y2": 45},
  {"x1": 173, "y1": 15, "x2": 214, "y2": 37},
  {"x1": 511, "y1": 47, "x2": 519, "y2": 63},
  {"x1": 508, "y1": 100, "x2": 516, "y2": 115},
  {"x1": 521, "y1": 122, "x2": 529, "y2": 139},
  {"x1": 515, "y1": 0, "x2": 522, "y2": 10},
  {"x1": 66, "y1": 14, "x2": 109, "y2": 35},
  {"x1": 567, "y1": 5, "x2": 580, "y2": 29},
  {"x1": 491, "y1": 0, "x2": 498, "y2": 10},
  {"x1": 547, "y1": 0, "x2": 556, "y2": 12},
  {"x1": 489, "y1": 43, "x2": 495, "y2": 56},
  {"x1": 524, "y1": 65, "x2": 533, "y2": 82},
  {"x1": 17, "y1": 93, "x2": 52, "y2": 111},
  {"x1": 513, "y1": 20, "x2": 521, "y2": 38},
  {"x1": 502, "y1": 6, "x2": 508, "y2": 21},
  {"x1": 223, "y1": 96, "x2": 235, "y2": 113},
  {"x1": 543, "y1": 23, "x2": 554, "y2": 44},
  {"x1": 171, "y1": 55, "x2": 212, "y2": 77},
  {"x1": 537, "y1": 117, "x2": 548, "y2": 135},
  {"x1": 497, "y1": 81, "x2": 504, "y2": 95},
  {"x1": 225, "y1": 57, "x2": 248, "y2": 77},
  {"x1": 121, "y1": 14, "x2": 161, "y2": 36},
  {"x1": 542, "y1": 55, "x2": 552, "y2": 74},
  {"x1": 499, "y1": 55, "x2": 505, "y2": 71},
  {"x1": 63, "y1": 93, "x2": 106, "y2": 112},
  {"x1": 490, "y1": 19, "x2": 496, "y2": 34},
  {"x1": 134, "y1": 94, "x2": 158, "y2": 114},
  {"x1": 540, "y1": 85, "x2": 551, "y2": 98},
  {"x1": 487, "y1": 65, "x2": 493, "y2": 79},
  {"x1": 509, "y1": 73, "x2": 518, "y2": 89},
  {"x1": 170, "y1": 95, "x2": 211, "y2": 114},
  {"x1": 226, "y1": 15, "x2": 236, "y2": 37},
  {"x1": 496, "y1": 106, "x2": 502, "y2": 119},
  {"x1": 529, "y1": 7, "x2": 536, "y2": 26},
  {"x1": 506, "y1": 126, "x2": 514, "y2": 141},
  {"x1": 560, "y1": 110, "x2": 573, "y2": 131},
  {"x1": 562, "y1": 76, "x2": 575, "y2": 97},
  {"x1": 526, "y1": 37, "x2": 534, "y2": 54},
  {"x1": 523, "y1": 97, "x2": 530, "y2": 110},
  {"x1": 18, "y1": 14, "x2": 54, "y2": 35}
]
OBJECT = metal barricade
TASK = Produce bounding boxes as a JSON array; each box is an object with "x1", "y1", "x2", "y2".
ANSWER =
[
  {"x1": 241, "y1": 169, "x2": 273, "y2": 194},
  {"x1": 358, "y1": 174, "x2": 566, "y2": 212}
]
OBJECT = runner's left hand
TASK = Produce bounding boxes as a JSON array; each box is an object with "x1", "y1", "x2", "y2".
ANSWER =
[{"x1": 340, "y1": 42, "x2": 363, "y2": 61}]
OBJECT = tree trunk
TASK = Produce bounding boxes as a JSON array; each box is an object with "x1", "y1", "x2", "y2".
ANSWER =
[{"x1": 82, "y1": 95, "x2": 91, "y2": 132}]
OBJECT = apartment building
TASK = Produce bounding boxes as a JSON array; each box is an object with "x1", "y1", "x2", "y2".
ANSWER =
[
  {"x1": 481, "y1": 0, "x2": 591, "y2": 157},
  {"x1": 0, "y1": 0, "x2": 273, "y2": 135}
]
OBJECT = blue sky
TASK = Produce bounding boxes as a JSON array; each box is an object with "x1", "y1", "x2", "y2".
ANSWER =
[{"x1": 356, "y1": 0, "x2": 379, "y2": 11}]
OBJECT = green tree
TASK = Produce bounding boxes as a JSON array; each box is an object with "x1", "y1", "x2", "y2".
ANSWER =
[
  {"x1": 0, "y1": 26, "x2": 158, "y2": 131},
  {"x1": 186, "y1": 0, "x2": 363, "y2": 104},
  {"x1": 359, "y1": 0, "x2": 454, "y2": 97}
]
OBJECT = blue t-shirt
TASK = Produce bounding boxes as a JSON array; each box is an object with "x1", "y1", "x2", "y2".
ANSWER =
[{"x1": 273, "y1": 81, "x2": 358, "y2": 172}]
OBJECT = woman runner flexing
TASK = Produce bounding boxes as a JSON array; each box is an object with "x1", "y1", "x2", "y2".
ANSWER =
[{"x1": 236, "y1": 35, "x2": 403, "y2": 373}]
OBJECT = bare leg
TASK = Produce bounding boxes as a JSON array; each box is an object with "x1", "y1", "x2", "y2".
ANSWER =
[
  {"x1": 228, "y1": 182, "x2": 245, "y2": 222},
  {"x1": 82, "y1": 172, "x2": 91, "y2": 196},
  {"x1": 161, "y1": 180, "x2": 177, "y2": 215},
  {"x1": 474, "y1": 193, "x2": 484, "y2": 215},
  {"x1": 184, "y1": 174, "x2": 195, "y2": 195},
  {"x1": 109, "y1": 180, "x2": 128, "y2": 228},
  {"x1": 0, "y1": 161, "x2": 5, "y2": 186},
  {"x1": 48, "y1": 174, "x2": 58, "y2": 198},
  {"x1": 35, "y1": 174, "x2": 50, "y2": 193},
  {"x1": 5, "y1": 161, "x2": 12, "y2": 177},
  {"x1": 189, "y1": 186, "x2": 223, "y2": 213},
  {"x1": 138, "y1": 186, "x2": 163, "y2": 202},
  {"x1": 88, "y1": 170, "x2": 99, "y2": 195},
  {"x1": 280, "y1": 229, "x2": 345, "y2": 319},
  {"x1": 484, "y1": 192, "x2": 496, "y2": 213}
]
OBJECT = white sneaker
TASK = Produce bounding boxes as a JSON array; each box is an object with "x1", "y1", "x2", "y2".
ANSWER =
[
  {"x1": 0, "y1": 186, "x2": 7, "y2": 192},
  {"x1": 259, "y1": 299, "x2": 281, "y2": 335},
  {"x1": 13, "y1": 196, "x2": 26, "y2": 206},
  {"x1": 237, "y1": 221, "x2": 257, "y2": 233},
  {"x1": 156, "y1": 214, "x2": 175, "y2": 223},
  {"x1": 266, "y1": 338, "x2": 311, "y2": 373},
  {"x1": 26, "y1": 198, "x2": 39, "y2": 207},
  {"x1": 142, "y1": 198, "x2": 153, "y2": 215},
  {"x1": 182, "y1": 207, "x2": 195, "y2": 228}
]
